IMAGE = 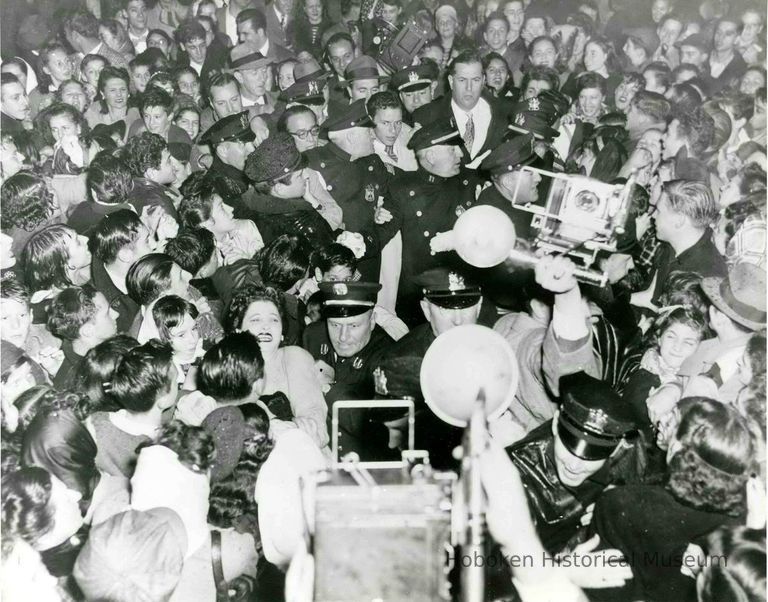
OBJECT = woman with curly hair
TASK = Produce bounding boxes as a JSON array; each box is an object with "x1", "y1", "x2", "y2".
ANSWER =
[
  {"x1": 84, "y1": 66, "x2": 141, "y2": 134},
  {"x1": 36, "y1": 102, "x2": 96, "y2": 175},
  {"x1": 591, "y1": 398, "x2": 755, "y2": 602},
  {"x1": 0, "y1": 171, "x2": 61, "y2": 257},
  {"x1": 1, "y1": 466, "x2": 87, "y2": 580},
  {"x1": 20, "y1": 225, "x2": 92, "y2": 321},
  {"x1": 224, "y1": 284, "x2": 328, "y2": 448},
  {"x1": 561, "y1": 35, "x2": 621, "y2": 101}
]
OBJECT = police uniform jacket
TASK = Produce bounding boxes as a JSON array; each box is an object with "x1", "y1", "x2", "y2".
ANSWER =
[
  {"x1": 378, "y1": 168, "x2": 481, "y2": 321},
  {"x1": 375, "y1": 323, "x2": 465, "y2": 469},
  {"x1": 305, "y1": 144, "x2": 392, "y2": 279},
  {"x1": 302, "y1": 322, "x2": 395, "y2": 401},
  {"x1": 505, "y1": 421, "x2": 613, "y2": 554}
]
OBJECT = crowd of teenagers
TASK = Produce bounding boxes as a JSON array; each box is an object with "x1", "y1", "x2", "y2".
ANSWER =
[{"x1": 0, "y1": 0, "x2": 766, "y2": 599}]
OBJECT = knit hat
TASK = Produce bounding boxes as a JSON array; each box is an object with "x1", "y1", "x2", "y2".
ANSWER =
[
  {"x1": 73, "y1": 508, "x2": 186, "y2": 602},
  {"x1": 202, "y1": 405, "x2": 247, "y2": 481},
  {"x1": 243, "y1": 132, "x2": 306, "y2": 183}
]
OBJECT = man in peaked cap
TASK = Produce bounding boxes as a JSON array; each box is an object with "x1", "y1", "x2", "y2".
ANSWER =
[
  {"x1": 372, "y1": 267, "x2": 484, "y2": 468},
  {"x1": 303, "y1": 281, "x2": 396, "y2": 427},
  {"x1": 477, "y1": 134, "x2": 540, "y2": 240},
  {"x1": 389, "y1": 61, "x2": 440, "y2": 122},
  {"x1": 305, "y1": 99, "x2": 393, "y2": 281},
  {"x1": 338, "y1": 55, "x2": 390, "y2": 103},
  {"x1": 375, "y1": 118, "x2": 485, "y2": 326},
  {"x1": 228, "y1": 43, "x2": 281, "y2": 114},
  {"x1": 198, "y1": 110, "x2": 257, "y2": 196},
  {"x1": 505, "y1": 370, "x2": 640, "y2": 554}
]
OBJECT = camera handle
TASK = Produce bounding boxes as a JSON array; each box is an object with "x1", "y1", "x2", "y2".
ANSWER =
[{"x1": 507, "y1": 248, "x2": 609, "y2": 287}]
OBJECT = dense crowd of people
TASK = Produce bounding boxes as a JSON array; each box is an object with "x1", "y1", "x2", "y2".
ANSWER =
[{"x1": 0, "y1": 0, "x2": 766, "y2": 599}]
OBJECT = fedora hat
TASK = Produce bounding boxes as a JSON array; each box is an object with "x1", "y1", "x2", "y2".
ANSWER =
[
  {"x1": 701, "y1": 263, "x2": 766, "y2": 331},
  {"x1": 294, "y1": 57, "x2": 331, "y2": 83}
]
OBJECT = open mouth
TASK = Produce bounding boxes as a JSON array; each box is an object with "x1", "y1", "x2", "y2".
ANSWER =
[{"x1": 256, "y1": 333, "x2": 273, "y2": 343}]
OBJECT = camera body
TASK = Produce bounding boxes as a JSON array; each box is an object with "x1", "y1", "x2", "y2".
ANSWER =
[{"x1": 514, "y1": 167, "x2": 634, "y2": 276}]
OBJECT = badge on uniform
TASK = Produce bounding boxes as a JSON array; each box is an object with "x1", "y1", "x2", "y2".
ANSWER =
[
  {"x1": 308, "y1": 81, "x2": 320, "y2": 95},
  {"x1": 365, "y1": 183, "x2": 376, "y2": 203},
  {"x1": 320, "y1": 343, "x2": 329, "y2": 355},
  {"x1": 240, "y1": 113, "x2": 250, "y2": 129},
  {"x1": 528, "y1": 97, "x2": 540, "y2": 112},
  {"x1": 455, "y1": 205, "x2": 465, "y2": 217},
  {"x1": 515, "y1": 113, "x2": 526, "y2": 126},
  {"x1": 352, "y1": 357, "x2": 364, "y2": 370},
  {"x1": 373, "y1": 366, "x2": 388, "y2": 395},
  {"x1": 332, "y1": 283, "x2": 348, "y2": 295},
  {"x1": 408, "y1": 71, "x2": 420, "y2": 83}
]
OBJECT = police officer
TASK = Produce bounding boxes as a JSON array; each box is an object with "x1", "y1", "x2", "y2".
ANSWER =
[
  {"x1": 378, "y1": 119, "x2": 482, "y2": 326},
  {"x1": 305, "y1": 99, "x2": 393, "y2": 280},
  {"x1": 478, "y1": 133, "x2": 541, "y2": 240},
  {"x1": 374, "y1": 267, "x2": 483, "y2": 467},
  {"x1": 303, "y1": 281, "x2": 396, "y2": 458},
  {"x1": 505, "y1": 371, "x2": 640, "y2": 555},
  {"x1": 389, "y1": 61, "x2": 440, "y2": 124},
  {"x1": 198, "y1": 110, "x2": 257, "y2": 198}
]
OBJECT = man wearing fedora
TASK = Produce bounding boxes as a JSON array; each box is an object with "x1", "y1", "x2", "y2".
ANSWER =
[
  {"x1": 412, "y1": 49, "x2": 509, "y2": 168},
  {"x1": 335, "y1": 54, "x2": 390, "y2": 107},
  {"x1": 229, "y1": 42, "x2": 283, "y2": 115},
  {"x1": 679, "y1": 262, "x2": 766, "y2": 403},
  {"x1": 280, "y1": 57, "x2": 333, "y2": 123}
]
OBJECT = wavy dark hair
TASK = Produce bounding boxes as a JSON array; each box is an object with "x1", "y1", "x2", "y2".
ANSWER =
[
  {"x1": 224, "y1": 284, "x2": 285, "y2": 333},
  {"x1": 152, "y1": 294, "x2": 199, "y2": 341},
  {"x1": 1, "y1": 467, "x2": 56, "y2": 548},
  {"x1": 208, "y1": 404, "x2": 274, "y2": 530},
  {"x1": 125, "y1": 253, "x2": 177, "y2": 306},
  {"x1": 36, "y1": 102, "x2": 91, "y2": 147},
  {"x1": 0, "y1": 171, "x2": 56, "y2": 232},
  {"x1": 698, "y1": 526, "x2": 766, "y2": 602},
  {"x1": 96, "y1": 65, "x2": 131, "y2": 114},
  {"x1": 255, "y1": 235, "x2": 311, "y2": 292},
  {"x1": 73, "y1": 335, "x2": 139, "y2": 415},
  {"x1": 645, "y1": 305, "x2": 709, "y2": 351},
  {"x1": 21, "y1": 225, "x2": 82, "y2": 293},
  {"x1": 153, "y1": 421, "x2": 215, "y2": 473},
  {"x1": 107, "y1": 339, "x2": 175, "y2": 413},
  {"x1": 667, "y1": 398, "x2": 755, "y2": 517},
  {"x1": 197, "y1": 332, "x2": 265, "y2": 402}
]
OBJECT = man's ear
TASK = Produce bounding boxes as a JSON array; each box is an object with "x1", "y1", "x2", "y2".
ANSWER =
[
  {"x1": 551, "y1": 409, "x2": 560, "y2": 437},
  {"x1": 180, "y1": 42, "x2": 187, "y2": 53},
  {"x1": 214, "y1": 143, "x2": 227, "y2": 163},
  {"x1": 447, "y1": 74, "x2": 454, "y2": 91},
  {"x1": 233, "y1": 71, "x2": 244, "y2": 86},
  {"x1": 251, "y1": 377, "x2": 265, "y2": 398},
  {"x1": 430, "y1": 81, "x2": 439, "y2": 96},
  {"x1": 314, "y1": 267, "x2": 323, "y2": 282},
  {"x1": 79, "y1": 319, "x2": 96, "y2": 341},
  {"x1": 419, "y1": 299, "x2": 431, "y2": 322}
]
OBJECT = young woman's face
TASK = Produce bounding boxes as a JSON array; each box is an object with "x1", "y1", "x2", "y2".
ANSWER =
[
  {"x1": 168, "y1": 264, "x2": 193, "y2": 299},
  {"x1": 45, "y1": 50, "x2": 73, "y2": 85},
  {"x1": 0, "y1": 298, "x2": 31, "y2": 348},
  {"x1": 143, "y1": 105, "x2": 171, "y2": 136},
  {"x1": 578, "y1": 86, "x2": 603, "y2": 117},
  {"x1": 59, "y1": 82, "x2": 88, "y2": 113},
  {"x1": 241, "y1": 300, "x2": 283, "y2": 354},
  {"x1": 207, "y1": 195, "x2": 237, "y2": 235},
  {"x1": 131, "y1": 65, "x2": 151, "y2": 93},
  {"x1": 103, "y1": 77, "x2": 129, "y2": 109},
  {"x1": 168, "y1": 312, "x2": 201, "y2": 361},
  {"x1": 68, "y1": 232, "x2": 93, "y2": 273},
  {"x1": 48, "y1": 113, "x2": 80, "y2": 143},
  {"x1": 583, "y1": 42, "x2": 607, "y2": 72},
  {"x1": 658, "y1": 321, "x2": 701, "y2": 370},
  {"x1": 740, "y1": 69, "x2": 765, "y2": 96},
  {"x1": 485, "y1": 57, "x2": 509, "y2": 91},
  {"x1": 278, "y1": 62, "x2": 296, "y2": 91},
  {"x1": 43, "y1": 475, "x2": 84, "y2": 549},
  {"x1": 82, "y1": 59, "x2": 106, "y2": 89},
  {"x1": 177, "y1": 72, "x2": 200, "y2": 99},
  {"x1": 0, "y1": 139, "x2": 25, "y2": 180},
  {"x1": 175, "y1": 109, "x2": 200, "y2": 140}
]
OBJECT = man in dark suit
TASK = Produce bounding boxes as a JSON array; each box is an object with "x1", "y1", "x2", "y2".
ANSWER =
[
  {"x1": 176, "y1": 19, "x2": 229, "y2": 87},
  {"x1": 236, "y1": 7, "x2": 295, "y2": 63},
  {"x1": 412, "y1": 49, "x2": 509, "y2": 169},
  {"x1": 264, "y1": 0, "x2": 295, "y2": 50}
]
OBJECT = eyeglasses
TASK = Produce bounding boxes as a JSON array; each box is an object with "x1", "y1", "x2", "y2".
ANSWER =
[{"x1": 288, "y1": 126, "x2": 320, "y2": 140}]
